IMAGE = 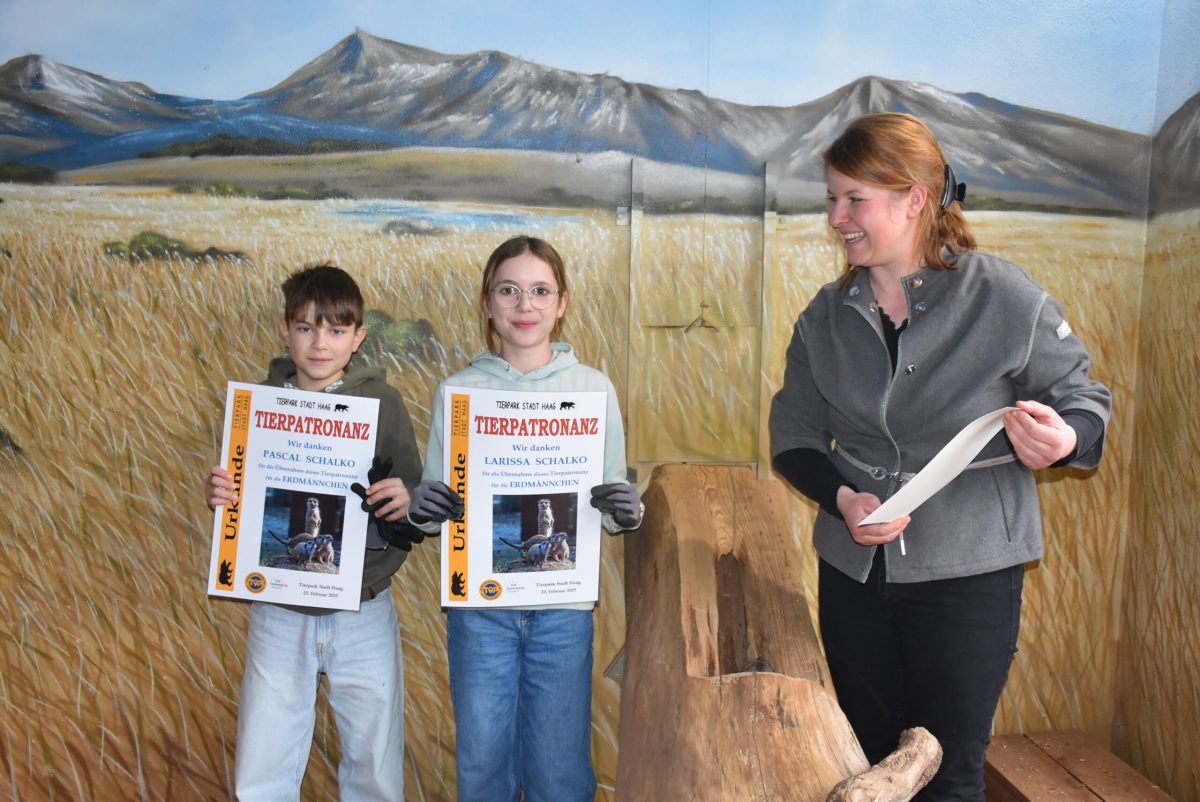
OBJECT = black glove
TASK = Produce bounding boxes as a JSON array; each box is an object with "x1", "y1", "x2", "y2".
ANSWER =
[
  {"x1": 589, "y1": 483, "x2": 643, "y2": 529},
  {"x1": 376, "y1": 517, "x2": 438, "y2": 552},
  {"x1": 350, "y1": 455, "x2": 393, "y2": 515},
  {"x1": 377, "y1": 519, "x2": 432, "y2": 551},
  {"x1": 408, "y1": 480, "x2": 465, "y2": 525},
  {"x1": 375, "y1": 522, "x2": 413, "y2": 551},
  {"x1": 350, "y1": 456, "x2": 419, "y2": 550}
]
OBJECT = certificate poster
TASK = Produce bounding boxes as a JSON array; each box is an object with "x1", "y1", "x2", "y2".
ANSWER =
[
  {"x1": 207, "y1": 382, "x2": 378, "y2": 611},
  {"x1": 440, "y1": 386, "x2": 606, "y2": 607}
]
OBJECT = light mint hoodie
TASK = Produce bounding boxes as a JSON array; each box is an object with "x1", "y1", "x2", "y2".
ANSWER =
[{"x1": 421, "y1": 343, "x2": 631, "y2": 610}]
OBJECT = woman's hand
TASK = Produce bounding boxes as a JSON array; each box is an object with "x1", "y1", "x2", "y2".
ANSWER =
[
  {"x1": 1004, "y1": 399, "x2": 1077, "y2": 469},
  {"x1": 836, "y1": 485, "x2": 909, "y2": 546}
]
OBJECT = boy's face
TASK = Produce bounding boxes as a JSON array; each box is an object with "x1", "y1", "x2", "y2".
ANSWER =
[{"x1": 278, "y1": 305, "x2": 366, "y2": 392}]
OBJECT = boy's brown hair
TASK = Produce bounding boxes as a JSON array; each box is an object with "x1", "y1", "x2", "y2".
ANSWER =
[{"x1": 280, "y1": 264, "x2": 364, "y2": 326}]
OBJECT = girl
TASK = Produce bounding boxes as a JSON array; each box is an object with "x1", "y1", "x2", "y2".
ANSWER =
[
  {"x1": 407, "y1": 235, "x2": 642, "y2": 801},
  {"x1": 768, "y1": 113, "x2": 1111, "y2": 801}
]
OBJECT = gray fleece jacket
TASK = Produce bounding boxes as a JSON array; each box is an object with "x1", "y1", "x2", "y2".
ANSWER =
[{"x1": 769, "y1": 250, "x2": 1112, "y2": 583}]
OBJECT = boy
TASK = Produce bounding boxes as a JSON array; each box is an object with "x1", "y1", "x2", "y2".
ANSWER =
[{"x1": 205, "y1": 264, "x2": 423, "y2": 801}]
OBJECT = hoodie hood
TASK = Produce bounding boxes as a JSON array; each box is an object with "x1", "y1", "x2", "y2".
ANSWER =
[
  {"x1": 466, "y1": 343, "x2": 580, "y2": 383},
  {"x1": 265, "y1": 356, "x2": 388, "y2": 394}
]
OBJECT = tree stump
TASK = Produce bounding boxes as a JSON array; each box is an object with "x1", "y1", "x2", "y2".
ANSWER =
[{"x1": 616, "y1": 464, "x2": 939, "y2": 802}]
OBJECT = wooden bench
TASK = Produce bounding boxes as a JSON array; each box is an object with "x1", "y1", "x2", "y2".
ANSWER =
[{"x1": 986, "y1": 731, "x2": 1175, "y2": 801}]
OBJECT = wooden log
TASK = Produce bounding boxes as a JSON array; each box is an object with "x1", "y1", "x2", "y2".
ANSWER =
[{"x1": 616, "y1": 464, "x2": 938, "y2": 801}]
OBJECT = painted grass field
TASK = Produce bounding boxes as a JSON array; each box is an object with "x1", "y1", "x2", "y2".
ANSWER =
[
  {"x1": 0, "y1": 184, "x2": 630, "y2": 801},
  {"x1": 1121, "y1": 210, "x2": 1200, "y2": 800},
  {"x1": 0, "y1": 181, "x2": 1189, "y2": 800}
]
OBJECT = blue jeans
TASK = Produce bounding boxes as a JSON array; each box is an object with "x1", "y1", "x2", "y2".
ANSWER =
[
  {"x1": 234, "y1": 594, "x2": 405, "y2": 802},
  {"x1": 819, "y1": 552, "x2": 1023, "y2": 802},
  {"x1": 447, "y1": 608, "x2": 597, "y2": 802}
]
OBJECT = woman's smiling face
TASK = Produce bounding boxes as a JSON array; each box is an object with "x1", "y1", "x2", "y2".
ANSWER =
[{"x1": 826, "y1": 166, "x2": 924, "y2": 276}]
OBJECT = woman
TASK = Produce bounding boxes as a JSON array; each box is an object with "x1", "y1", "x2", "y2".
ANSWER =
[{"x1": 768, "y1": 112, "x2": 1111, "y2": 801}]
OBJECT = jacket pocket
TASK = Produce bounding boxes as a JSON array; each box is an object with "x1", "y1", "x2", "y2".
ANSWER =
[{"x1": 989, "y1": 468, "x2": 1014, "y2": 542}]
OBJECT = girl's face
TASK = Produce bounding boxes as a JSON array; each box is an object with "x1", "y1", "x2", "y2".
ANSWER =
[
  {"x1": 486, "y1": 251, "x2": 568, "y2": 369},
  {"x1": 825, "y1": 166, "x2": 925, "y2": 277}
]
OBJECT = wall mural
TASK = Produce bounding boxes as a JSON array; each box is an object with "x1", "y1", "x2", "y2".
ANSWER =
[{"x1": 1, "y1": 6, "x2": 1197, "y2": 801}]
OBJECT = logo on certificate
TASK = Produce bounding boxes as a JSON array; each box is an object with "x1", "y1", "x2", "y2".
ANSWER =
[
  {"x1": 479, "y1": 580, "x2": 503, "y2": 601},
  {"x1": 245, "y1": 572, "x2": 267, "y2": 593}
]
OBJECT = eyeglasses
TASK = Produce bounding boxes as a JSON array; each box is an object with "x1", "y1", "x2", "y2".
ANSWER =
[{"x1": 490, "y1": 283, "x2": 561, "y2": 309}]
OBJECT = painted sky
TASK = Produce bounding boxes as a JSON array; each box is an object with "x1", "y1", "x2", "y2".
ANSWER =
[{"x1": 0, "y1": 0, "x2": 1194, "y2": 134}]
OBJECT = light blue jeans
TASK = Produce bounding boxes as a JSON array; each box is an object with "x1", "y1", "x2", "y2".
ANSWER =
[
  {"x1": 235, "y1": 594, "x2": 405, "y2": 802},
  {"x1": 447, "y1": 608, "x2": 596, "y2": 802}
]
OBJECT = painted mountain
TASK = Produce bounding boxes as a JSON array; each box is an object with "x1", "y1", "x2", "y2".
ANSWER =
[
  {"x1": 1150, "y1": 90, "x2": 1200, "y2": 214},
  {"x1": 0, "y1": 29, "x2": 1160, "y2": 213}
]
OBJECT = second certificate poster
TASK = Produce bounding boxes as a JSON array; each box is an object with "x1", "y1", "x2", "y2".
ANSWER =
[{"x1": 439, "y1": 386, "x2": 607, "y2": 607}]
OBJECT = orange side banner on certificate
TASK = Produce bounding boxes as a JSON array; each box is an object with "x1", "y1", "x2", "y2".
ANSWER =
[
  {"x1": 215, "y1": 388, "x2": 253, "y2": 587},
  {"x1": 446, "y1": 392, "x2": 471, "y2": 601},
  {"x1": 439, "y1": 386, "x2": 607, "y2": 607}
]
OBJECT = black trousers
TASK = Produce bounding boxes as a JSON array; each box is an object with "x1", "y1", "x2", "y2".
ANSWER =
[{"x1": 818, "y1": 550, "x2": 1024, "y2": 802}]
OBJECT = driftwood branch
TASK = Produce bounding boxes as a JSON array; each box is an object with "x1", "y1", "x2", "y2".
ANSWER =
[{"x1": 826, "y1": 727, "x2": 943, "y2": 802}]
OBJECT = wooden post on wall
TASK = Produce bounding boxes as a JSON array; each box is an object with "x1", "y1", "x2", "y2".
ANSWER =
[
  {"x1": 758, "y1": 163, "x2": 779, "y2": 480},
  {"x1": 625, "y1": 158, "x2": 645, "y2": 480}
]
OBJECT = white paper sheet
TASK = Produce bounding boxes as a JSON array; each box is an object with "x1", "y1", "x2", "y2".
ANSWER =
[{"x1": 859, "y1": 406, "x2": 1017, "y2": 526}]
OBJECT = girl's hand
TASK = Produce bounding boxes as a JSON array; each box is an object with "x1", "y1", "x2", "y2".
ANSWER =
[
  {"x1": 589, "y1": 483, "x2": 644, "y2": 530},
  {"x1": 1004, "y1": 399, "x2": 1077, "y2": 469},
  {"x1": 837, "y1": 485, "x2": 909, "y2": 546},
  {"x1": 408, "y1": 480, "x2": 465, "y2": 525},
  {"x1": 205, "y1": 465, "x2": 238, "y2": 510}
]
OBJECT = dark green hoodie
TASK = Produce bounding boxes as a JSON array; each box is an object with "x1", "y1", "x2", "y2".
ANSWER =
[{"x1": 266, "y1": 356, "x2": 423, "y2": 614}]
